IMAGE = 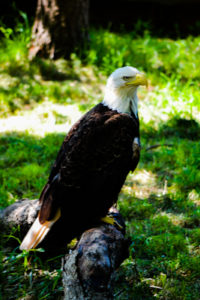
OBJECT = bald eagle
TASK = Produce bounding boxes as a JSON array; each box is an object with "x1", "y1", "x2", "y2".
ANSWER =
[{"x1": 20, "y1": 66, "x2": 147, "y2": 251}]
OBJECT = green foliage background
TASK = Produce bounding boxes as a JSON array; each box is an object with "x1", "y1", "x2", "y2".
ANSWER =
[{"x1": 0, "y1": 15, "x2": 200, "y2": 299}]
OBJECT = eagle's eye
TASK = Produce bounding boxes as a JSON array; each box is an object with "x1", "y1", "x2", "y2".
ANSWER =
[{"x1": 123, "y1": 76, "x2": 132, "y2": 81}]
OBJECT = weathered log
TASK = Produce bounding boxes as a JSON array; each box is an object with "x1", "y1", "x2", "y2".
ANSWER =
[
  {"x1": 0, "y1": 200, "x2": 129, "y2": 299},
  {"x1": 0, "y1": 199, "x2": 40, "y2": 235},
  {"x1": 62, "y1": 222, "x2": 129, "y2": 300}
]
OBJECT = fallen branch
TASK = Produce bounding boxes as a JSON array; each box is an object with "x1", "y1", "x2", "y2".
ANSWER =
[
  {"x1": 0, "y1": 198, "x2": 40, "y2": 235},
  {"x1": 0, "y1": 199, "x2": 129, "y2": 299}
]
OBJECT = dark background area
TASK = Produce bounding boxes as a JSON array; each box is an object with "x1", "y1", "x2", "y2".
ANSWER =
[{"x1": 1, "y1": 0, "x2": 200, "y2": 37}]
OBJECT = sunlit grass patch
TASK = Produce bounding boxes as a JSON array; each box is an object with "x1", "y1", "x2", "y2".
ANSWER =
[
  {"x1": 188, "y1": 189, "x2": 200, "y2": 206},
  {"x1": 0, "y1": 101, "x2": 82, "y2": 136}
]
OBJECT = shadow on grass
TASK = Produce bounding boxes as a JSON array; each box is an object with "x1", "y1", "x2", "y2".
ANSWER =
[
  {"x1": 0, "y1": 131, "x2": 65, "y2": 208},
  {"x1": 140, "y1": 116, "x2": 200, "y2": 192},
  {"x1": 4, "y1": 56, "x2": 80, "y2": 82},
  {"x1": 142, "y1": 116, "x2": 200, "y2": 141},
  {"x1": 35, "y1": 58, "x2": 80, "y2": 82},
  {"x1": 158, "y1": 117, "x2": 200, "y2": 141}
]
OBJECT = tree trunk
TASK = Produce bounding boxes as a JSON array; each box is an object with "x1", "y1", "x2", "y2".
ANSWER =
[
  {"x1": 0, "y1": 199, "x2": 129, "y2": 299},
  {"x1": 29, "y1": 0, "x2": 89, "y2": 60}
]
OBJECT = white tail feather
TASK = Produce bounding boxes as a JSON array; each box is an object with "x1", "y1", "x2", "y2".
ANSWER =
[{"x1": 20, "y1": 208, "x2": 61, "y2": 250}]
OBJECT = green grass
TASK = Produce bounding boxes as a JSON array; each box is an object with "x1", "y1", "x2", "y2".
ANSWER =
[
  {"x1": 85, "y1": 29, "x2": 200, "y2": 80},
  {"x1": 0, "y1": 18, "x2": 200, "y2": 299},
  {"x1": 0, "y1": 133, "x2": 65, "y2": 206}
]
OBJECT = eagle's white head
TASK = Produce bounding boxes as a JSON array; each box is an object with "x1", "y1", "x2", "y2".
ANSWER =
[{"x1": 102, "y1": 66, "x2": 147, "y2": 117}]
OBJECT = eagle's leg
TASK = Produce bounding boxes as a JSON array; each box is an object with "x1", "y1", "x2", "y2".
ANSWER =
[{"x1": 101, "y1": 214, "x2": 123, "y2": 230}]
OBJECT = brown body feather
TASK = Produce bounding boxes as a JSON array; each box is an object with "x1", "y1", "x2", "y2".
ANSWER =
[{"x1": 24, "y1": 103, "x2": 140, "y2": 249}]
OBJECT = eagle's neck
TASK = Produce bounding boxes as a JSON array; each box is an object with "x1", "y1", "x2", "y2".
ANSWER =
[{"x1": 102, "y1": 87, "x2": 138, "y2": 118}]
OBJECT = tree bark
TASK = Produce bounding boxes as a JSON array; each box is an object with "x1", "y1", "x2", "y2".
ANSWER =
[
  {"x1": 0, "y1": 199, "x2": 40, "y2": 235},
  {"x1": 62, "y1": 223, "x2": 129, "y2": 300},
  {"x1": 29, "y1": 0, "x2": 89, "y2": 60},
  {"x1": 0, "y1": 199, "x2": 129, "y2": 299}
]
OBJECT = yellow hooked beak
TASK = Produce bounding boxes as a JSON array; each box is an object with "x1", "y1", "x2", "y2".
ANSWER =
[{"x1": 126, "y1": 73, "x2": 148, "y2": 87}]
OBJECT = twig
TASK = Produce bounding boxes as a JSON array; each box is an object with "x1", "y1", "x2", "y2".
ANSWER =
[
  {"x1": 145, "y1": 143, "x2": 173, "y2": 151},
  {"x1": 150, "y1": 285, "x2": 163, "y2": 290}
]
